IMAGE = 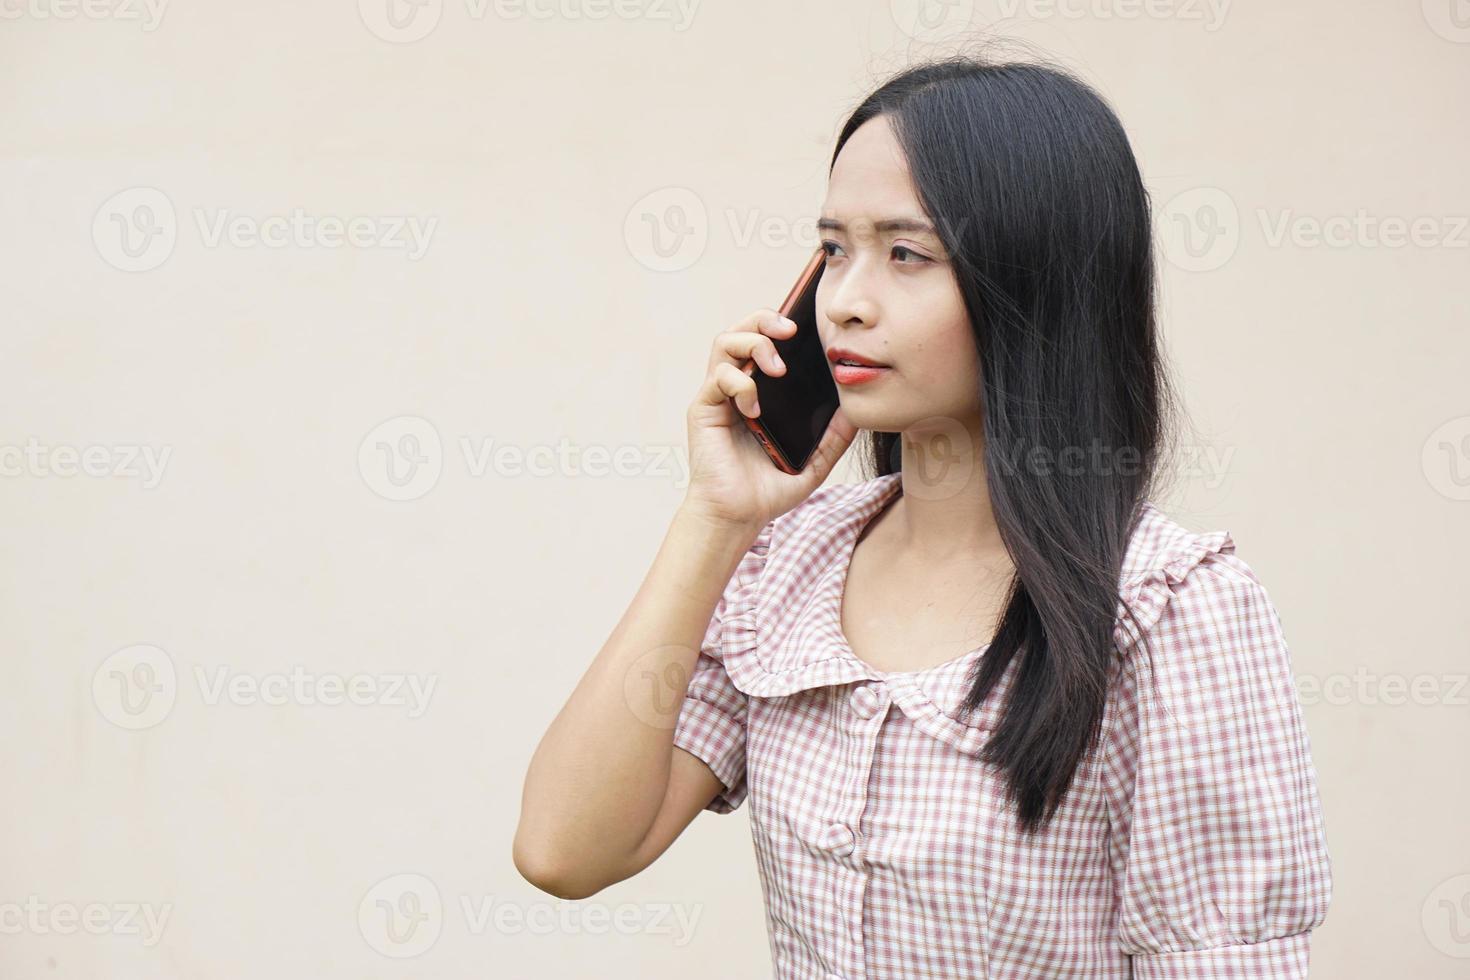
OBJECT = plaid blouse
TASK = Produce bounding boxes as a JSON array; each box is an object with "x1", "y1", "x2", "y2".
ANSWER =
[{"x1": 672, "y1": 472, "x2": 1333, "y2": 979}]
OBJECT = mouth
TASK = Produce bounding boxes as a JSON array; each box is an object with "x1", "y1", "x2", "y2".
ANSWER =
[
  {"x1": 827, "y1": 347, "x2": 890, "y2": 385},
  {"x1": 826, "y1": 348, "x2": 888, "y2": 368}
]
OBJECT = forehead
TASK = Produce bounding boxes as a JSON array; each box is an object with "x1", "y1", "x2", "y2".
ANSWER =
[{"x1": 821, "y1": 115, "x2": 923, "y2": 220}]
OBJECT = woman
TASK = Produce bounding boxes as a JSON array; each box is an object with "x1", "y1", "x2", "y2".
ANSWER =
[{"x1": 514, "y1": 55, "x2": 1333, "y2": 978}]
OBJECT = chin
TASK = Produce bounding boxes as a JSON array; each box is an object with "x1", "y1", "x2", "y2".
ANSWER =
[
  {"x1": 836, "y1": 398, "x2": 902, "y2": 432},
  {"x1": 841, "y1": 398, "x2": 978, "y2": 443}
]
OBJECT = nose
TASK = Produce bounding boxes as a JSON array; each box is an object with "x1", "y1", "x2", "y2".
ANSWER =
[{"x1": 822, "y1": 259, "x2": 879, "y2": 328}]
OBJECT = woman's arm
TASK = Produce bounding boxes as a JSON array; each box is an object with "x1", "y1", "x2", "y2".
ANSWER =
[
  {"x1": 513, "y1": 306, "x2": 855, "y2": 900},
  {"x1": 512, "y1": 505, "x2": 761, "y2": 900}
]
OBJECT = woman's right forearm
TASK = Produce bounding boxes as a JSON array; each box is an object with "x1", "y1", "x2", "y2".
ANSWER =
[{"x1": 512, "y1": 504, "x2": 760, "y2": 896}]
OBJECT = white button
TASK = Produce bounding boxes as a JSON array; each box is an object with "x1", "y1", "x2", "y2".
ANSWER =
[
  {"x1": 826, "y1": 822, "x2": 855, "y2": 856},
  {"x1": 851, "y1": 683, "x2": 882, "y2": 720}
]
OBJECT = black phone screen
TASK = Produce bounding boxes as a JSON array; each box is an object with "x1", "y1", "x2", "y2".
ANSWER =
[{"x1": 750, "y1": 256, "x2": 840, "y2": 472}]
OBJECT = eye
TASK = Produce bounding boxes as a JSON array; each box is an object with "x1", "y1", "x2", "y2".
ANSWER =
[
  {"x1": 820, "y1": 239, "x2": 845, "y2": 259},
  {"x1": 892, "y1": 244, "x2": 929, "y2": 263}
]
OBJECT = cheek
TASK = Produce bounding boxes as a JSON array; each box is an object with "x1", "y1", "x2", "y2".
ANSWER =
[
  {"x1": 916, "y1": 282, "x2": 972, "y2": 355},
  {"x1": 911, "y1": 316, "x2": 981, "y2": 396},
  {"x1": 918, "y1": 315, "x2": 977, "y2": 368}
]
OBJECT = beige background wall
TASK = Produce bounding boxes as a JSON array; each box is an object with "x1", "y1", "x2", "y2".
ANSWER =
[{"x1": 2, "y1": 0, "x2": 1466, "y2": 976}]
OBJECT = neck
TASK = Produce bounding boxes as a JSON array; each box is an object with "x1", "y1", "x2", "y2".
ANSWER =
[{"x1": 888, "y1": 420, "x2": 1008, "y2": 563}]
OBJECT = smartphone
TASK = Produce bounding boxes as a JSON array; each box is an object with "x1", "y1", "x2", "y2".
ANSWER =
[{"x1": 738, "y1": 245, "x2": 840, "y2": 474}]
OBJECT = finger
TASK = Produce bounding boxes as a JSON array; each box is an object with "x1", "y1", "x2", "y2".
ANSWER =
[
  {"x1": 718, "y1": 330, "x2": 787, "y2": 378},
  {"x1": 803, "y1": 406, "x2": 858, "y2": 479},
  {"x1": 711, "y1": 310, "x2": 795, "y2": 363},
  {"x1": 697, "y1": 361, "x2": 761, "y2": 415},
  {"x1": 731, "y1": 308, "x2": 797, "y2": 339}
]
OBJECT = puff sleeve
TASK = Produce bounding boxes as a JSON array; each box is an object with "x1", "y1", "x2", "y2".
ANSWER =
[
  {"x1": 1101, "y1": 546, "x2": 1333, "y2": 978},
  {"x1": 670, "y1": 519, "x2": 772, "y2": 814}
]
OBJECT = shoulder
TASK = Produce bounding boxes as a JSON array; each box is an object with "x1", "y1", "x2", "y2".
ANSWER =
[
  {"x1": 1114, "y1": 501, "x2": 1278, "y2": 654},
  {"x1": 1119, "y1": 500, "x2": 1240, "y2": 589},
  {"x1": 1106, "y1": 505, "x2": 1306, "y2": 766},
  {"x1": 1102, "y1": 518, "x2": 1330, "y2": 961}
]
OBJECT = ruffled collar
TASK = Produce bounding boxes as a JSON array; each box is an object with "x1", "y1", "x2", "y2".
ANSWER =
[
  {"x1": 717, "y1": 473, "x2": 1011, "y2": 756},
  {"x1": 714, "y1": 473, "x2": 1235, "y2": 758}
]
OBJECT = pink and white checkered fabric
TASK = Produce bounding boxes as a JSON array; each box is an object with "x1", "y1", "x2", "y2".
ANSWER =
[{"x1": 672, "y1": 473, "x2": 1333, "y2": 979}]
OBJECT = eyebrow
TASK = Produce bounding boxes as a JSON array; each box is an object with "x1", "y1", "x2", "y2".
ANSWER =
[{"x1": 817, "y1": 216, "x2": 937, "y2": 236}]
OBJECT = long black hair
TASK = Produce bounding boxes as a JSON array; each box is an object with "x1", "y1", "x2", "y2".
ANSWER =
[{"x1": 832, "y1": 54, "x2": 1182, "y2": 834}]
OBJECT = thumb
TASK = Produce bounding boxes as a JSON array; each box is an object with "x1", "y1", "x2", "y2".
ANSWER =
[{"x1": 801, "y1": 407, "x2": 859, "y2": 483}]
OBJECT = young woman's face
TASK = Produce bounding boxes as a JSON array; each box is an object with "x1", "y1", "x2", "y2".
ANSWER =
[{"x1": 816, "y1": 114, "x2": 982, "y2": 437}]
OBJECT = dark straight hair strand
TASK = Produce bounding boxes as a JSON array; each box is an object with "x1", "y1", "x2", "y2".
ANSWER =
[{"x1": 831, "y1": 54, "x2": 1182, "y2": 835}]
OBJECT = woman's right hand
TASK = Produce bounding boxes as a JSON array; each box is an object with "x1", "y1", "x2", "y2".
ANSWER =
[{"x1": 683, "y1": 308, "x2": 858, "y2": 532}]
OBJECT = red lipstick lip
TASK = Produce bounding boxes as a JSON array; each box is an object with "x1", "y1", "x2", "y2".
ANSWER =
[{"x1": 826, "y1": 347, "x2": 889, "y2": 368}]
